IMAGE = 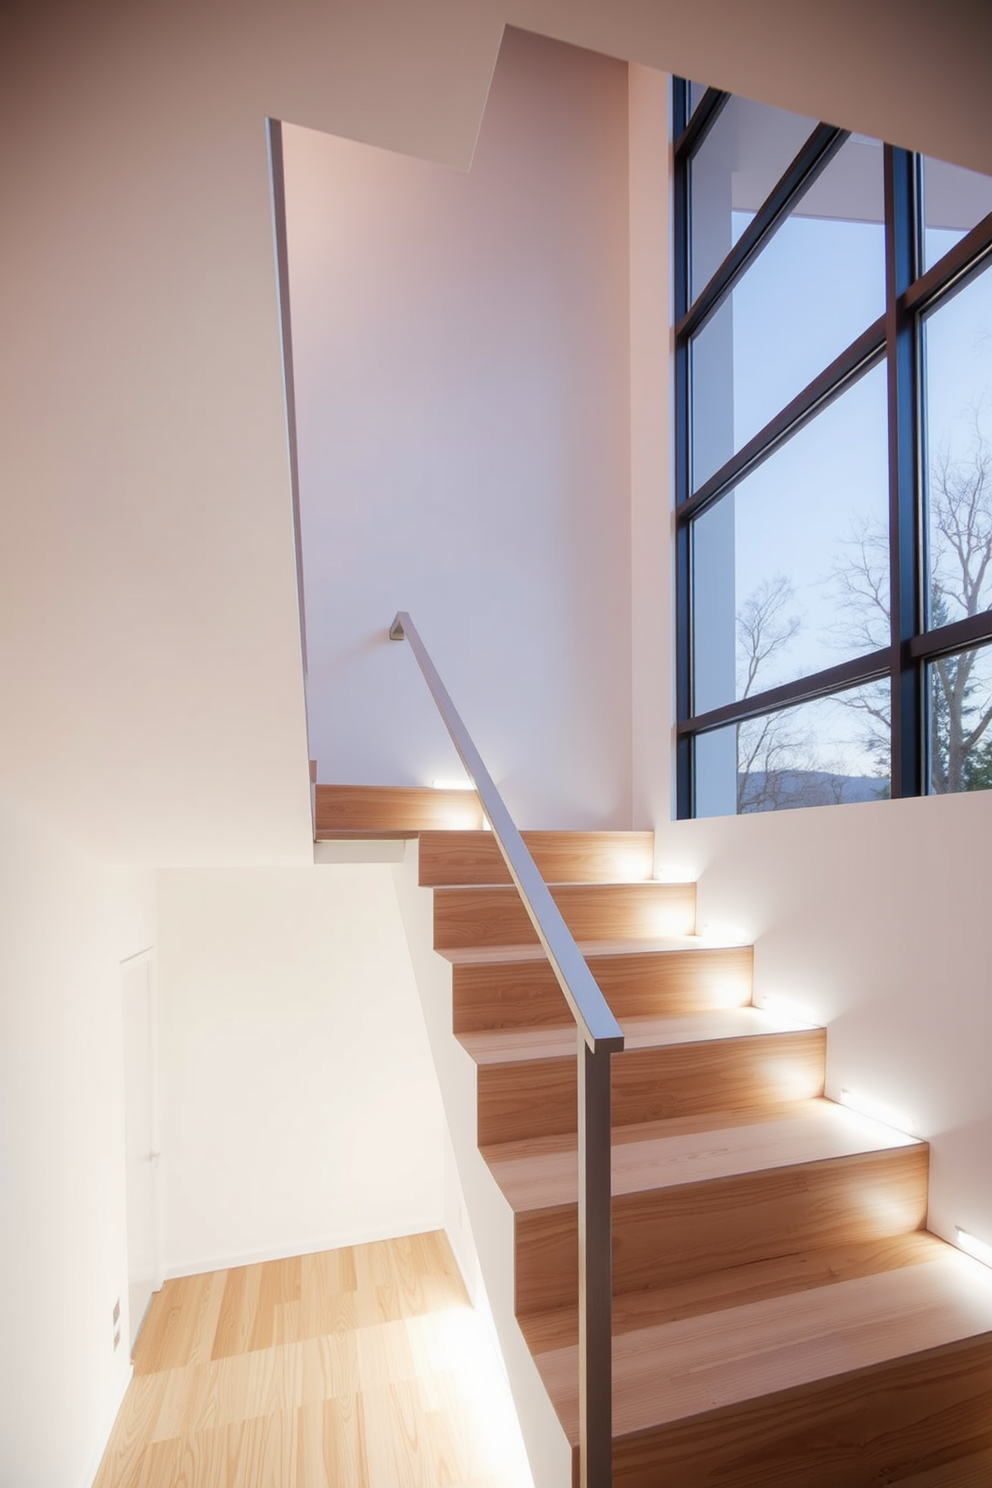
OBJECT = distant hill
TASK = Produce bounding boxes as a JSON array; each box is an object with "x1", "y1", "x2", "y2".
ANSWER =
[{"x1": 739, "y1": 770, "x2": 888, "y2": 812}]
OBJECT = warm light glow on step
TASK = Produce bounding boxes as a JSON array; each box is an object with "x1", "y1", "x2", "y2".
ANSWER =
[
  {"x1": 759, "y1": 993, "x2": 819, "y2": 1028},
  {"x1": 839, "y1": 1087, "x2": 915, "y2": 1136},
  {"x1": 697, "y1": 920, "x2": 750, "y2": 945},
  {"x1": 957, "y1": 1227, "x2": 992, "y2": 1269},
  {"x1": 431, "y1": 778, "x2": 475, "y2": 791}
]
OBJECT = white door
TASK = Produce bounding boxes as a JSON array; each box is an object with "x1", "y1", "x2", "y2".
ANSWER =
[{"x1": 121, "y1": 954, "x2": 161, "y2": 1351}]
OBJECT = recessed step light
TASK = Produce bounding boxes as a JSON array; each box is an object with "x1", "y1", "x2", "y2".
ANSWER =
[{"x1": 957, "y1": 1227, "x2": 992, "y2": 1269}]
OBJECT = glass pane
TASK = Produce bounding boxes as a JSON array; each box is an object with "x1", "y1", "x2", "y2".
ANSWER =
[
  {"x1": 923, "y1": 156, "x2": 992, "y2": 272},
  {"x1": 692, "y1": 364, "x2": 889, "y2": 714},
  {"x1": 928, "y1": 643, "x2": 992, "y2": 794},
  {"x1": 694, "y1": 685, "x2": 890, "y2": 819},
  {"x1": 688, "y1": 82, "x2": 709, "y2": 119},
  {"x1": 689, "y1": 95, "x2": 817, "y2": 301},
  {"x1": 691, "y1": 135, "x2": 886, "y2": 491},
  {"x1": 923, "y1": 262, "x2": 992, "y2": 630}
]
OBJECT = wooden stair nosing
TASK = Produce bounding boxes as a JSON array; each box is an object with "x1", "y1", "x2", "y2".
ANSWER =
[
  {"x1": 538, "y1": 1254, "x2": 992, "y2": 1487},
  {"x1": 467, "y1": 1020, "x2": 827, "y2": 1145},
  {"x1": 417, "y1": 828, "x2": 656, "y2": 887},
  {"x1": 519, "y1": 1231, "x2": 948, "y2": 1353},
  {"x1": 433, "y1": 881, "x2": 698, "y2": 950},
  {"x1": 314, "y1": 782, "x2": 483, "y2": 834},
  {"x1": 451, "y1": 942, "x2": 754, "y2": 1033},
  {"x1": 513, "y1": 1141, "x2": 929, "y2": 1314},
  {"x1": 487, "y1": 1098, "x2": 924, "y2": 1214}
]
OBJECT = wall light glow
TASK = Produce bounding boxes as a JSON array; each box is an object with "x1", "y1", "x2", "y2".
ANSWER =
[
  {"x1": 760, "y1": 993, "x2": 819, "y2": 1027},
  {"x1": 431, "y1": 778, "x2": 475, "y2": 791},
  {"x1": 957, "y1": 1228, "x2": 992, "y2": 1269},
  {"x1": 697, "y1": 920, "x2": 751, "y2": 945},
  {"x1": 653, "y1": 864, "x2": 695, "y2": 884},
  {"x1": 839, "y1": 1088, "x2": 915, "y2": 1136}
]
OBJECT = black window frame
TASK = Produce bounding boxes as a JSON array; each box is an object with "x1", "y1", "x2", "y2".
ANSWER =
[{"x1": 673, "y1": 78, "x2": 992, "y2": 819}]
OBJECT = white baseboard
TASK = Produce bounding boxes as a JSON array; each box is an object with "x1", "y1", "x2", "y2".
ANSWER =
[
  {"x1": 163, "y1": 1214, "x2": 446, "y2": 1280},
  {"x1": 80, "y1": 1360, "x2": 133, "y2": 1488}
]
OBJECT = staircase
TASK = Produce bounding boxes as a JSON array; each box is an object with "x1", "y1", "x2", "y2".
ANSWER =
[{"x1": 318, "y1": 784, "x2": 992, "y2": 1487}]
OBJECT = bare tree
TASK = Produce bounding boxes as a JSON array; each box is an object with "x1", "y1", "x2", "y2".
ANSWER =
[
  {"x1": 736, "y1": 574, "x2": 801, "y2": 701},
  {"x1": 735, "y1": 575, "x2": 810, "y2": 812},
  {"x1": 829, "y1": 414, "x2": 992, "y2": 792}
]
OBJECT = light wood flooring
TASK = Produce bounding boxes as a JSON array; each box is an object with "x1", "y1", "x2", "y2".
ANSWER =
[{"x1": 93, "y1": 1231, "x2": 533, "y2": 1488}]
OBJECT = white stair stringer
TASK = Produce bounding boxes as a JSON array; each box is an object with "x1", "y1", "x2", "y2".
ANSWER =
[{"x1": 391, "y1": 837, "x2": 571, "y2": 1488}]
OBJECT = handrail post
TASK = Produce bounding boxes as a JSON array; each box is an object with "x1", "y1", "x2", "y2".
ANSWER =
[
  {"x1": 579, "y1": 1035, "x2": 613, "y2": 1488},
  {"x1": 389, "y1": 611, "x2": 620, "y2": 1488}
]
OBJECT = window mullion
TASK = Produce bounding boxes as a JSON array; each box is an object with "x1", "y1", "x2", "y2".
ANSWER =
[
  {"x1": 884, "y1": 145, "x2": 924, "y2": 798},
  {"x1": 674, "y1": 79, "x2": 693, "y2": 818}
]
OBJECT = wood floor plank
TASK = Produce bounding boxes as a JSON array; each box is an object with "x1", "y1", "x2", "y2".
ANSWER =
[
  {"x1": 94, "y1": 1232, "x2": 527, "y2": 1488},
  {"x1": 299, "y1": 1330, "x2": 362, "y2": 1404},
  {"x1": 248, "y1": 1255, "x2": 303, "y2": 1352},
  {"x1": 362, "y1": 1380, "x2": 437, "y2": 1488},
  {"x1": 211, "y1": 1263, "x2": 263, "y2": 1360},
  {"x1": 92, "y1": 1373, "x2": 169, "y2": 1487},
  {"x1": 296, "y1": 1396, "x2": 369, "y2": 1488},
  {"x1": 133, "y1": 1272, "x2": 218, "y2": 1376}
]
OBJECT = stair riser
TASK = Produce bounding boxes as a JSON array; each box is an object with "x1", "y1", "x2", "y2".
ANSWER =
[
  {"x1": 606, "y1": 1334, "x2": 992, "y2": 1488},
  {"x1": 515, "y1": 1146, "x2": 929, "y2": 1316},
  {"x1": 315, "y1": 783, "x2": 482, "y2": 835},
  {"x1": 452, "y1": 946, "x2": 752, "y2": 1033},
  {"x1": 434, "y1": 883, "x2": 696, "y2": 950},
  {"x1": 418, "y1": 830, "x2": 656, "y2": 887},
  {"x1": 476, "y1": 1029, "x2": 827, "y2": 1145}
]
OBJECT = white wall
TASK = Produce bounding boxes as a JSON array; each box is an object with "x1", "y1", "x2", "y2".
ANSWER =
[
  {"x1": 157, "y1": 863, "x2": 444, "y2": 1275},
  {"x1": 655, "y1": 796, "x2": 992, "y2": 1252},
  {"x1": 0, "y1": 790, "x2": 155, "y2": 1488},
  {"x1": 285, "y1": 28, "x2": 633, "y2": 829}
]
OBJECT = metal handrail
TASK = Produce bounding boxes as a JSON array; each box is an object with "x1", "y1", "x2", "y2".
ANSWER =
[{"x1": 390, "y1": 610, "x2": 621, "y2": 1488}]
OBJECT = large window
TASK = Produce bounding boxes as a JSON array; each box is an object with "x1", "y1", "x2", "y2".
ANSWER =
[{"x1": 674, "y1": 81, "x2": 992, "y2": 818}]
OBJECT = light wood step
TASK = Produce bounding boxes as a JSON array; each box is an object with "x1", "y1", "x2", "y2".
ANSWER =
[
  {"x1": 520, "y1": 1231, "x2": 945, "y2": 1352},
  {"x1": 484, "y1": 1099, "x2": 928, "y2": 1316},
  {"x1": 449, "y1": 939, "x2": 753, "y2": 1032},
  {"x1": 533, "y1": 1245, "x2": 992, "y2": 1487},
  {"x1": 433, "y1": 882, "x2": 696, "y2": 950},
  {"x1": 417, "y1": 828, "x2": 655, "y2": 885},
  {"x1": 897, "y1": 1447, "x2": 992, "y2": 1485},
  {"x1": 461, "y1": 1008, "x2": 826, "y2": 1144},
  {"x1": 314, "y1": 783, "x2": 483, "y2": 837}
]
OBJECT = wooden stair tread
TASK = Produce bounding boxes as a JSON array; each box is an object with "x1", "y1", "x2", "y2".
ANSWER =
[
  {"x1": 521, "y1": 1233, "x2": 947, "y2": 1351},
  {"x1": 314, "y1": 783, "x2": 483, "y2": 835},
  {"x1": 897, "y1": 1447, "x2": 992, "y2": 1486},
  {"x1": 440, "y1": 932, "x2": 740, "y2": 965},
  {"x1": 418, "y1": 828, "x2": 655, "y2": 885},
  {"x1": 484, "y1": 1098, "x2": 921, "y2": 1212},
  {"x1": 459, "y1": 1006, "x2": 820, "y2": 1066},
  {"x1": 533, "y1": 1246, "x2": 992, "y2": 1445},
  {"x1": 433, "y1": 881, "x2": 697, "y2": 949}
]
